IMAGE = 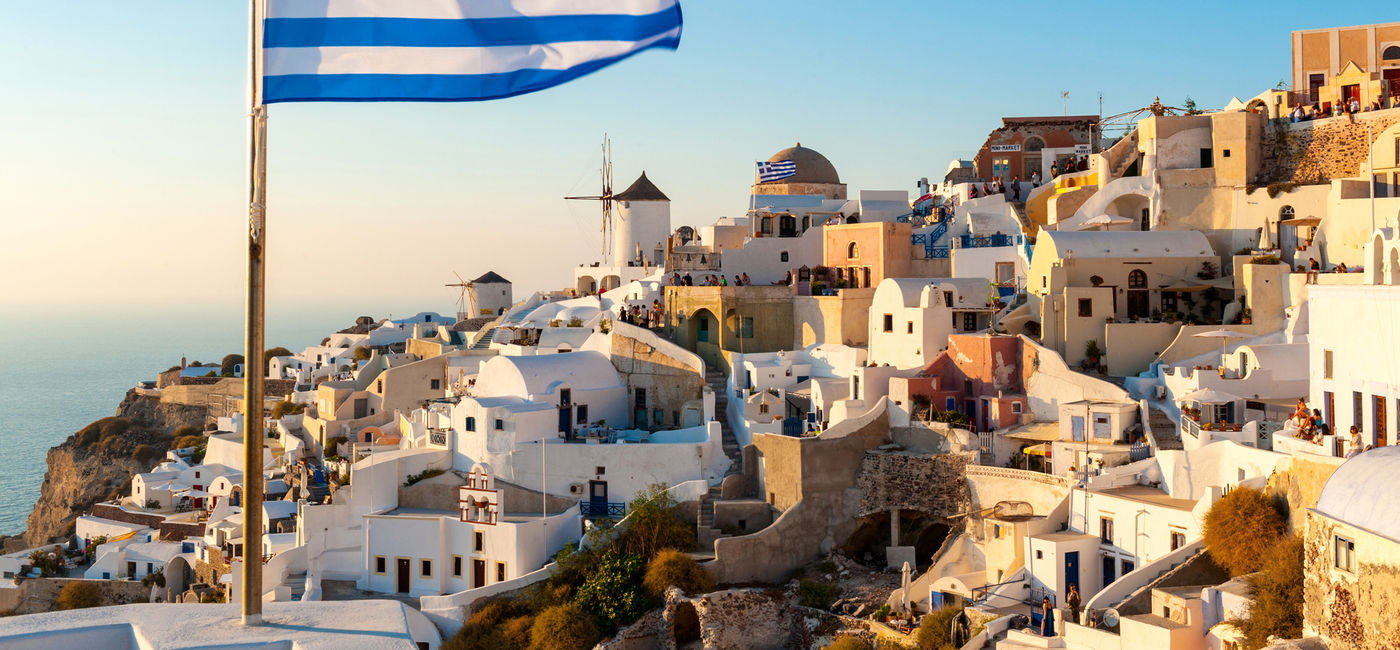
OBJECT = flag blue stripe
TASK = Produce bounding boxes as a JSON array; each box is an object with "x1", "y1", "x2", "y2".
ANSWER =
[
  {"x1": 264, "y1": 9, "x2": 681, "y2": 49},
  {"x1": 263, "y1": 36, "x2": 680, "y2": 103}
]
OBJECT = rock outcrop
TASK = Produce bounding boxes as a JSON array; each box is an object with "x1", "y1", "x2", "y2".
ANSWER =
[{"x1": 1, "y1": 390, "x2": 206, "y2": 550}]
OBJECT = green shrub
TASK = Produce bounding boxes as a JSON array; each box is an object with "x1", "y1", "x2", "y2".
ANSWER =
[
  {"x1": 56, "y1": 581, "x2": 103, "y2": 610},
  {"x1": 132, "y1": 444, "x2": 158, "y2": 463},
  {"x1": 502, "y1": 615, "x2": 534, "y2": 648},
  {"x1": 616, "y1": 484, "x2": 695, "y2": 560},
  {"x1": 263, "y1": 347, "x2": 292, "y2": 374},
  {"x1": 575, "y1": 549, "x2": 649, "y2": 631},
  {"x1": 141, "y1": 569, "x2": 165, "y2": 588},
  {"x1": 221, "y1": 354, "x2": 244, "y2": 376},
  {"x1": 444, "y1": 600, "x2": 527, "y2": 650},
  {"x1": 1203, "y1": 487, "x2": 1287, "y2": 576},
  {"x1": 1250, "y1": 254, "x2": 1282, "y2": 265},
  {"x1": 271, "y1": 400, "x2": 305, "y2": 419},
  {"x1": 566, "y1": 317, "x2": 584, "y2": 328},
  {"x1": 643, "y1": 548, "x2": 712, "y2": 598},
  {"x1": 172, "y1": 435, "x2": 204, "y2": 450},
  {"x1": 915, "y1": 604, "x2": 963, "y2": 650},
  {"x1": 172, "y1": 425, "x2": 200, "y2": 439},
  {"x1": 529, "y1": 603, "x2": 600, "y2": 650},
  {"x1": 354, "y1": 346, "x2": 372, "y2": 361},
  {"x1": 1228, "y1": 535, "x2": 1304, "y2": 649},
  {"x1": 403, "y1": 468, "x2": 446, "y2": 487},
  {"x1": 825, "y1": 636, "x2": 872, "y2": 650},
  {"x1": 798, "y1": 580, "x2": 838, "y2": 609}
]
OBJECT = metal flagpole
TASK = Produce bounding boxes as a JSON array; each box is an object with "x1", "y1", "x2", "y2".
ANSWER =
[{"x1": 242, "y1": 0, "x2": 267, "y2": 626}]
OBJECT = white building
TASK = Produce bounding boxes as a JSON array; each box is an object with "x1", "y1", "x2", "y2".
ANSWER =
[
  {"x1": 867, "y1": 277, "x2": 998, "y2": 369},
  {"x1": 575, "y1": 172, "x2": 672, "y2": 295}
]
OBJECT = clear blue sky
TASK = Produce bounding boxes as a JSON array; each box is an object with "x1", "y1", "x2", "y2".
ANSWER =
[{"x1": 1, "y1": 1, "x2": 1390, "y2": 318}]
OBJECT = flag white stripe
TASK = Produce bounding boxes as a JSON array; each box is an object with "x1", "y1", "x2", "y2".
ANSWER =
[
  {"x1": 265, "y1": 29, "x2": 680, "y2": 76},
  {"x1": 267, "y1": 0, "x2": 677, "y2": 20}
]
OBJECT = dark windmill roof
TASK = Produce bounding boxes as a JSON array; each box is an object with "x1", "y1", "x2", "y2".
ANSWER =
[
  {"x1": 472, "y1": 271, "x2": 511, "y2": 284},
  {"x1": 614, "y1": 172, "x2": 670, "y2": 202}
]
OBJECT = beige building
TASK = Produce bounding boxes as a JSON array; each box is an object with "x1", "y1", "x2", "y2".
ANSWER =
[
  {"x1": 751, "y1": 143, "x2": 847, "y2": 200},
  {"x1": 662, "y1": 285, "x2": 796, "y2": 373},
  {"x1": 1292, "y1": 22, "x2": 1400, "y2": 111},
  {"x1": 821, "y1": 221, "x2": 914, "y2": 289}
]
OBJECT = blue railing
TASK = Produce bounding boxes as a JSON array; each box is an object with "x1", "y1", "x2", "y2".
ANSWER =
[
  {"x1": 913, "y1": 220, "x2": 951, "y2": 259},
  {"x1": 1129, "y1": 442, "x2": 1151, "y2": 461},
  {"x1": 956, "y1": 234, "x2": 1015, "y2": 249},
  {"x1": 579, "y1": 500, "x2": 626, "y2": 519}
]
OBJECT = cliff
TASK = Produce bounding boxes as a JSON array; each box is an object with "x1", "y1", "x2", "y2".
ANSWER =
[{"x1": 0, "y1": 391, "x2": 207, "y2": 551}]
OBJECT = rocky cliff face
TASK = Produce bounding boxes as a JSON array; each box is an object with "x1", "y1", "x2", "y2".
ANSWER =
[{"x1": 0, "y1": 391, "x2": 206, "y2": 551}]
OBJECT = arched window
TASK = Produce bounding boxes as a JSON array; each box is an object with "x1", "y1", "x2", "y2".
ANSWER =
[
  {"x1": 1023, "y1": 136, "x2": 1045, "y2": 153},
  {"x1": 1280, "y1": 205, "x2": 1295, "y2": 220},
  {"x1": 1128, "y1": 269, "x2": 1147, "y2": 288},
  {"x1": 847, "y1": 242, "x2": 859, "y2": 258},
  {"x1": 1383, "y1": 45, "x2": 1400, "y2": 60},
  {"x1": 780, "y1": 251, "x2": 789, "y2": 263},
  {"x1": 760, "y1": 217, "x2": 772, "y2": 234}
]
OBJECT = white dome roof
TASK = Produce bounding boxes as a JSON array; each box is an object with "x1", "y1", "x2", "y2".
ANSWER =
[{"x1": 1315, "y1": 445, "x2": 1400, "y2": 540}]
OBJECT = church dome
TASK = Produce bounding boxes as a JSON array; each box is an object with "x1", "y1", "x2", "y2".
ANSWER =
[
  {"x1": 1316, "y1": 445, "x2": 1400, "y2": 540},
  {"x1": 763, "y1": 143, "x2": 841, "y2": 185}
]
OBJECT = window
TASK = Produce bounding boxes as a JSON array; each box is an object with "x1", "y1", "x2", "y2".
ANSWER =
[
  {"x1": 494, "y1": 418, "x2": 504, "y2": 431},
  {"x1": 194, "y1": 471, "x2": 200, "y2": 479},
  {"x1": 1036, "y1": 550, "x2": 1043, "y2": 559},
  {"x1": 1222, "y1": 149, "x2": 1231, "y2": 158},
  {"x1": 996, "y1": 262, "x2": 1015, "y2": 286},
  {"x1": 1170, "y1": 531, "x2": 1186, "y2": 551},
  {"x1": 943, "y1": 291, "x2": 953, "y2": 307},
  {"x1": 672, "y1": 411, "x2": 680, "y2": 426},
  {"x1": 560, "y1": 389, "x2": 571, "y2": 405},
  {"x1": 1355, "y1": 392, "x2": 1364, "y2": 432},
  {"x1": 653, "y1": 409, "x2": 663, "y2": 425},
  {"x1": 1383, "y1": 45, "x2": 1400, "y2": 60},
  {"x1": 993, "y1": 524, "x2": 1002, "y2": 539},
  {"x1": 1100, "y1": 517, "x2": 1114, "y2": 544},
  {"x1": 496, "y1": 562, "x2": 507, "y2": 582},
  {"x1": 1335, "y1": 535, "x2": 1355, "y2": 572},
  {"x1": 1012, "y1": 402, "x2": 1023, "y2": 414},
  {"x1": 1199, "y1": 148, "x2": 1213, "y2": 168},
  {"x1": 740, "y1": 317, "x2": 754, "y2": 339},
  {"x1": 420, "y1": 559, "x2": 432, "y2": 578},
  {"x1": 1280, "y1": 205, "x2": 1295, "y2": 220},
  {"x1": 883, "y1": 314, "x2": 894, "y2": 333},
  {"x1": 474, "y1": 531, "x2": 484, "y2": 553},
  {"x1": 377, "y1": 380, "x2": 383, "y2": 392},
  {"x1": 907, "y1": 321, "x2": 914, "y2": 334},
  {"x1": 760, "y1": 217, "x2": 772, "y2": 234},
  {"x1": 1128, "y1": 269, "x2": 1146, "y2": 289},
  {"x1": 847, "y1": 242, "x2": 859, "y2": 259},
  {"x1": 1078, "y1": 299, "x2": 1093, "y2": 317},
  {"x1": 595, "y1": 466, "x2": 606, "y2": 475},
  {"x1": 962, "y1": 312, "x2": 978, "y2": 331},
  {"x1": 430, "y1": 379, "x2": 440, "y2": 390},
  {"x1": 452, "y1": 555, "x2": 463, "y2": 578},
  {"x1": 1324, "y1": 350, "x2": 1333, "y2": 379},
  {"x1": 465, "y1": 417, "x2": 475, "y2": 432},
  {"x1": 780, "y1": 251, "x2": 789, "y2": 263},
  {"x1": 635, "y1": 388, "x2": 647, "y2": 410},
  {"x1": 577, "y1": 405, "x2": 588, "y2": 424},
  {"x1": 1160, "y1": 291, "x2": 1177, "y2": 312}
]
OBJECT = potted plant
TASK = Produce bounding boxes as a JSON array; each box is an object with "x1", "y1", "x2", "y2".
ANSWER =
[
  {"x1": 1240, "y1": 307, "x2": 1252, "y2": 325},
  {"x1": 1084, "y1": 339, "x2": 1103, "y2": 367}
]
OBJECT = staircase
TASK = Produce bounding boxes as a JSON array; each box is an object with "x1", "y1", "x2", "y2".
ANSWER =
[
  {"x1": 1148, "y1": 407, "x2": 1183, "y2": 450},
  {"x1": 283, "y1": 571, "x2": 307, "y2": 601},
  {"x1": 695, "y1": 483, "x2": 731, "y2": 552},
  {"x1": 470, "y1": 327, "x2": 497, "y2": 350},
  {"x1": 705, "y1": 369, "x2": 743, "y2": 472},
  {"x1": 1109, "y1": 132, "x2": 1141, "y2": 178}
]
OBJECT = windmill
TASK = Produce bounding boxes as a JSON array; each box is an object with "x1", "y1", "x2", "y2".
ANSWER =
[
  {"x1": 564, "y1": 135, "x2": 616, "y2": 257},
  {"x1": 445, "y1": 271, "x2": 477, "y2": 321}
]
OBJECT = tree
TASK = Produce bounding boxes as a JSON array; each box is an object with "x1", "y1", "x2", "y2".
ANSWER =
[
  {"x1": 263, "y1": 347, "x2": 292, "y2": 375},
  {"x1": 642, "y1": 548, "x2": 712, "y2": 598},
  {"x1": 1229, "y1": 535, "x2": 1304, "y2": 649},
  {"x1": 221, "y1": 354, "x2": 244, "y2": 377},
  {"x1": 529, "y1": 603, "x2": 600, "y2": 650},
  {"x1": 1183, "y1": 96, "x2": 1201, "y2": 115},
  {"x1": 354, "y1": 346, "x2": 372, "y2": 361},
  {"x1": 573, "y1": 549, "x2": 649, "y2": 631},
  {"x1": 916, "y1": 604, "x2": 965, "y2": 650},
  {"x1": 56, "y1": 581, "x2": 103, "y2": 610},
  {"x1": 616, "y1": 484, "x2": 695, "y2": 560},
  {"x1": 1203, "y1": 487, "x2": 1287, "y2": 576}
]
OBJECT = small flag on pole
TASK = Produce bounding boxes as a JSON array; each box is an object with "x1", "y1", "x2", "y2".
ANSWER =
[
  {"x1": 757, "y1": 160, "x2": 797, "y2": 183},
  {"x1": 262, "y1": 0, "x2": 683, "y2": 103}
]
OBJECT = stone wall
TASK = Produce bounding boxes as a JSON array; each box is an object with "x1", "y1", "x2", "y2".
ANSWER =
[
  {"x1": 0, "y1": 577, "x2": 150, "y2": 615},
  {"x1": 856, "y1": 449, "x2": 970, "y2": 518},
  {"x1": 88, "y1": 504, "x2": 204, "y2": 541},
  {"x1": 1303, "y1": 510, "x2": 1400, "y2": 649},
  {"x1": 194, "y1": 546, "x2": 225, "y2": 587},
  {"x1": 1256, "y1": 113, "x2": 1400, "y2": 185}
]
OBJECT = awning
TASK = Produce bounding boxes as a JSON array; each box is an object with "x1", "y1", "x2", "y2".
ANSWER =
[
  {"x1": 1280, "y1": 216, "x2": 1322, "y2": 228},
  {"x1": 1024, "y1": 443, "x2": 1053, "y2": 456},
  {"x1": 1180, "y1": 387, "x2": 1241, "y2": 404},
  {"x1": 1162, "y1": 276, "x2": 1236, "y2": 292},
  {"x1": 1004, "y1": 423, "x2": 1060, "y2": 442}
]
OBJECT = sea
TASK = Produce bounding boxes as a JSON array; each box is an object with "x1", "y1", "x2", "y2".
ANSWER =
[{"x1": 0, "y1": 304, "x2": 395, "y2": 537}]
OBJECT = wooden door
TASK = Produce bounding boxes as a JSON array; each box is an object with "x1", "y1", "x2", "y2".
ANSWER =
[
  {"x1": 1377, "y1": 396, "x2": 1388, "y2": 447},
  {"x1": 396, "y1": 558, "x2": 410, "y2": 593},
  {"x1": 472, "y1": 559, "x2": 486, "y2": 588}
]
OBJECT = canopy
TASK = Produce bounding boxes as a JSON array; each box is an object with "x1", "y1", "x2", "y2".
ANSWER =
[
  {"x1": 1180, "y1": 387, "x2": 1241, "y2": 404},
  {"x1": 1193, "y1": 329, "x2": 1248, "y2": 339},
  {"x1": 1280, "y1": 216, "x2": 1322, "y2": 228},
  {"x1": 1023, "y1": 443, "x2": 1053, "y2": 456},
  {"x1": 1077, "y1": 214, "x2": 1135, "y2": 231},
  {"x1": 1004, "y1": 423, "x2": 1061, "y2": 442}
]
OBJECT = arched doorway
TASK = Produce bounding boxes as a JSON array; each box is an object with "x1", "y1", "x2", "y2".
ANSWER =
[
  {"x1": 576, "y1": 275, "x2": 597, "y2": 296},
  {"x1": 1023, "y1": 136, "x2": 1045, "y2": 180},
  {"x1": 673, "y1": 601, "x2": 700, "y2": 645},
  {"x1": 166, "y1": 556, "x2": 193, "y2": 600},
  {"x1": 1126, "y1": 270, "x2": 1149, "y2": 319}
]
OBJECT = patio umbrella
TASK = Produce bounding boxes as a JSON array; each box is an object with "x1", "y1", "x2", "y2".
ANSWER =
[
  {"x1": 1077, "y1": 214, "x2": 1135, "y2": 231},
  {"x1": 1180, "y1": 387, "x2": 1242, "y2": 404},
  {"x1": 1193, "y1": 329, "x2": 1248, "y2": 363},
  {"x1": 901, "y1": 561, "x2": 913, "y2": 614}
]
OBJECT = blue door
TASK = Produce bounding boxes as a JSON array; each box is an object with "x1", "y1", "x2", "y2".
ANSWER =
[
  {"x1": 1071, "y1": 416, "x2": 1085, "y2": 442},
  {"x1": 1064, "y1": 551, "x2": 1080, "y2": 594},
  {"x1": 589, "y1": 480, "x2": 608, "y2": 515},
  {"x1": 1102, "y1": 555, "x2": 1117, "y2": 588},
  {"x1": 558, "y1": 407, "x2": 572, "y2": 440}
]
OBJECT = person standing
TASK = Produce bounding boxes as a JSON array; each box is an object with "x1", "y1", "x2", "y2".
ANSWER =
[
  {"x1": 1067, "y1": 585, "x2": 1082, "y2": 625},
  {"x1": 1011, "y1": 176, "x2": 1021, "y2": 202},
  {"x1": 1031, "y1": 169, "x2": 1041, "y2": 188},
  {"x1": 1041, "y1": 596, "x2": 1054, "y2": 636},
  {"x1": 1050, "y1": 162, "x2": 1059, "y2": 178}
]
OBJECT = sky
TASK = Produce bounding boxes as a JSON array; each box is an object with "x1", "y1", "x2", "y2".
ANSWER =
[{"x1": 1, "y1": 2, "x2": 1393, "y2": 320}]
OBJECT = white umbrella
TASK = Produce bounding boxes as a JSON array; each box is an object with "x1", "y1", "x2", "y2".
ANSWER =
[
  {"x1": 1193, "y1": 329, "x2": 1248, "y2": 363},
  {"x1": 901, "y1": 561, "x2": 912, "y2": 614},
  {"x1": 1077, "y1": 214, "x2": 1134, "y2": 231},
  {"x1": 1180, "y1": 387, "x2": 1241, "y2": 404}
]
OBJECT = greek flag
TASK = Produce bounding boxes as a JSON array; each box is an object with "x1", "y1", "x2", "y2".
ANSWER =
[
  {"x1": 757, "y1": 160, "x2": 797, "y2": 183},
  {"x1": 262, "y1": 0, "x2": 683, "y2": 103}
]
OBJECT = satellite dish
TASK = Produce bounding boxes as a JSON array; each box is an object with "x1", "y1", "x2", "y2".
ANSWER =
[{"x1": 1102, "y1": 608, "x2": 1120, "y2": 628}]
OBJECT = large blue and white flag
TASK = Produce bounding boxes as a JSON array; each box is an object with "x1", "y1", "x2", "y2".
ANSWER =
[
  {"x1": 261, "y1": 0, "x2": 683, "y2": 103},
  {"x1": 757, "y1": 160, "x2": 797, "y2": 183}
]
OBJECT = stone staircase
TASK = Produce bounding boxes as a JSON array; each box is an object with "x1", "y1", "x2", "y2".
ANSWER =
[
  {"x1": 283, "y1": 571, "x2": 307, "y2": 601},
  {"x1": 470, "y1": 327, "x2": 498, "y2": 350},
  {"x1": 1148, "y1": 407, "x2": 1183, "y2": 450},
  {"x1": 705, "y1": 369, "x2": 743, "y2": 473},
  {"x1": 695, "y1": 483, "x2": 731, "y2": 552},
  {"x1": 1109, "y1": 132, "x2": 1140, "y2": 178}
]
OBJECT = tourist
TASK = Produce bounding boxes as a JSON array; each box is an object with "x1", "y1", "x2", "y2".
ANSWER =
[
  {"x1": 982, "y1": 182, "x2": 992, "y2": 196},
  {"x1": 682, "y1": 272, "x2": 692, "y2": 286},
  {"x1": 1050, "y1": 161, "x2": 1059, "y2": 178},
  {"x1": 1313, "y1": 409, "x2": 1330, "y2": 436},
  {"x1": 782, "y1": 270, "x2": 793, "y2": 285},
  {"x1": 1031, "y1": 170, "x2": 1041, "y2": 188},
  {"x1": 742, "y1": 272, "x2": 751, "y2": 286},
  {"x1": 1041, "y1": 596, "x2": 1054, "y2": 636},
  {"x1": 1067, "y1": 585, "x2": 1082, "y2": 625},
  {"x1": 1011, "y1": 176, "x2": 1021, "y2": 202},
  {"x1": 1348, "y1": 97, "x2": 1360, "y2": 123},
  {"x1": 1348, "y1": 426, "x2": 1363, "y2": 458},
  {"x1": 733, "y1": 275, "x2": 743, "y2": 286},
  {"x1": 719, "y1": 275, "x2": 728, "y2": 287},
  {"x1": 969, "y1": 184, "x2": 979, "y2": 199},
  {"x1": 1335, "y1": 262, "x2": 1349, "y2": 273},
  {"x1": 1308, "y1": 258, "x2": 1321, "y2": 283}
]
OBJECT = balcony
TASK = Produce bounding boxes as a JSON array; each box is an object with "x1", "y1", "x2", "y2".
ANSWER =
[
  {"x1": 954, "y1": 233, "x2": 1016, "y2": 249},
  {"x1": 428, "y1": 429, "x2": 448, "y2": 447},
  {"x1": 578, "y1": 500, "x2": 626, "y2": 519}
]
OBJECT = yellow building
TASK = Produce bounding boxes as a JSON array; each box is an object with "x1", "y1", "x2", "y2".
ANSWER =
[{"x1": 1292, "y1": 22, "x2": 1400, "y2": 111}]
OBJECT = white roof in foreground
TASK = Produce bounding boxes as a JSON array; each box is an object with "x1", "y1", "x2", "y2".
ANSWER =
[
  {"x1": 1316, "y1": 445, "x2": 1400, "y2": 542},
  {"x1": 1040, "y1": 230, "x2": 1213, "y2": 259},
  {"x1": 0, "y1": 600, "x2": 435, "y2": 649}
]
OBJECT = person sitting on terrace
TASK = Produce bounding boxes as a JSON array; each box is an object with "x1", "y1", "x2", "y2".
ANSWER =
[
  {"x1": 1308, "y1": 258, "x2": 1321, "y2": 283},
  {"x1": 1335, "y1": 262, "x2": 1349, "y2": 273},
  {"x1": 1312, "y1": 409, "x2": 1330, "y2": 436},
  {"x1": 1347, "y1": 426, "x2": 1364, "y2": 458}
]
